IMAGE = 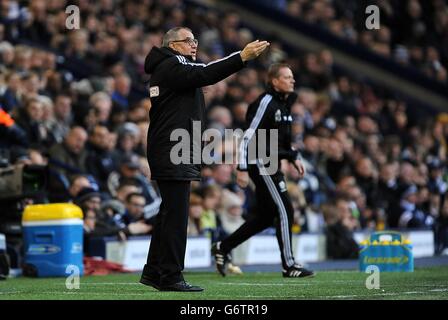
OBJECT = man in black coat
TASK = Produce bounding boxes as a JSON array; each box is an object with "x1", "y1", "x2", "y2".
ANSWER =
[{"x1": 140, "y1": 26, "x2": 269, "y2": 292}]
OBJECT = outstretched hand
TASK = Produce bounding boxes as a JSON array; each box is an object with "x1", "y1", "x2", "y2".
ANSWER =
[{"x1": 240, "y1": 40, "x2": 270, "y2": 62}]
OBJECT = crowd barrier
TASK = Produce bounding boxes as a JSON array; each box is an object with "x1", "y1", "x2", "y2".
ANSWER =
[{"x1": 86, "y1": 230, "x2": 434, "y2": 271}]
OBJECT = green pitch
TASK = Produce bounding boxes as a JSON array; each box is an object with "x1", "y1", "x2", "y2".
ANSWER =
[{"x1": 1, "y1": 267, "x2": 447, "y2": 300}]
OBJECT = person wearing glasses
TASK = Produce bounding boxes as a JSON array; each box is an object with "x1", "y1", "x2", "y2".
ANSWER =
[{"x1": 140, "y1": 27, "x2": 269, "y2": 292}]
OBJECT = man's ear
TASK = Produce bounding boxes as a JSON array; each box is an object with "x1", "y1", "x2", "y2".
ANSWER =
[
  {"x1": 168, "y1": 43, "x2": 175, "y2": 51},
  {"x1": 272, "y1": 78, "x2": 279, "y2": 89}
]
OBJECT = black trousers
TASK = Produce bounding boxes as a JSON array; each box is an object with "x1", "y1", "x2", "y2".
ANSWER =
[
  {"x1": 142, "y1": 180, "x2": 191, "y2": 285},
  {"x1": 220, "y1": 165, "x2": 296, "y2": 270}
]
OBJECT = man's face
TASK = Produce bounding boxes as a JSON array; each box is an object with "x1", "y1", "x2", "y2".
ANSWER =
[
  {"x1": 27, "y1": 101, "x2": 43, "y2": 121},
  {"x1": 55, "y1": 96, "x2": 72, "y2": 120},
  {"x1": 91, "y1": 126, "x2": 110, "y2": 150},
  {"x1": 85, "y1": 196, "x2": 101, "y2": 211},
  {"x1": 169, "y1": 28, "x2": 198, "y2": 61},
  {"x1": 272, "y1": 67, "x2": 295, "y2": 94},
  {"x1": 66, "y1": 128, "x2": 87, "y2": 154},
  {"x1": 126, "y1": 195, "x2": 146, "y2": 218}
]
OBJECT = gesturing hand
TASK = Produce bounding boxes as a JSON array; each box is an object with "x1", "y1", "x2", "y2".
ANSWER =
[
  {"x1": 240, "y1": 40, "x2": 270, "y2": 62},
  {"x1": 293, "y1": 159, "x2": 306, "y2": 179}
]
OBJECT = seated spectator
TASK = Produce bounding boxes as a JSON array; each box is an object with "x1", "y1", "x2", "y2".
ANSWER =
[
  {"x1": 0, "y1": 71, "x2": 21, "y2": 113},
  {"x1": 427, "y1": 158, "x2": 447, "y2": 195},
  {"x1": 188, "y1": 193, "x2": 204, "y2": 236},
  {"x1": 74, "y1": 187, "x2": 102, "y2": 212},
  {"x1": 107, "y1": 154, "x2": 161, "y2": 219},
  {"x1": 82, "y1": 207, "x2": 126, "y2": 255},
  {"x1": 48, "y1": 126, "x2": 88, "y2": 178},
  {"x1": 85, "y1": 125, "x2": 117, "y2": 192},
  {"x1": 325, "y1": 197, "x2": 359, "y2": 259},
  {"x1": 111, "y1": 74, "x2": 131, "y2": 110},
  {"x1": 435, "y1": 198, "x2": 448, "y2": 255},
  {"x1": 78, "y1": 188, "x2": 153, "y2": 246},
  {"x1": 375, "y1": 162, "x2": 401, "y2": 228},
  {"x1": 14, "y1": 97, "x2": 52, "y2": 148},
  {"x1": 115, "y1": 180, "x2": 141, "y2": 204},
  {"x1": 111, "y1": 122, "x2": 141, "y2": 163},
  {"x1": 51, "y1": 93, "x2": 73, "y2": 144},
  {"x1": 67, "y1": 175, "x2": 92, "y2": 202},
  {"x1": 208, "y1": 164, "x2": 238, "y2": 192},
  {"x1": 218, "y1": 189, "x2": 245, "y2": 236},
  {"x1": 398, "y1": 185, "x2": 434, "y2": 229},
  {"x1": 120, "y1": 192, "x2": 153, "y2": 235},
  {"x1": 199, "y1": 184, "x2": 225, "y2": 242}
]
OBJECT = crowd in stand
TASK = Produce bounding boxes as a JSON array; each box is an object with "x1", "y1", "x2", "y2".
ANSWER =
[
  {"x1": 0, "y1": 0, "x2": 447, "y2": 259},
  {"x1": 266, "y1": 0, "x2": 448, "y2": 84}
]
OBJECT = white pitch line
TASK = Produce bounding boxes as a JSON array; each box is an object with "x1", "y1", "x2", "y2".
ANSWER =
[
  {"x1": 45, "y1": 291, "x2": 148, "y2": 296},
  {"x1": 428, "y1": 288, "x2": 448, "y2": 292},
  {"x1": 80, "y1": 283, "x2": 141, "y2": 285},
  {"x1": 0, "y1": 291, "x2": 24, "y2": 295},
  {"x1": 220, "y1": 282, "x2": 313, "y2": 286}
]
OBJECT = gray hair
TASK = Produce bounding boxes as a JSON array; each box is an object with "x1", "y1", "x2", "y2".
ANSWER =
[{"x1": 162, "y1": 27, "x2": 192, "y2": 47}]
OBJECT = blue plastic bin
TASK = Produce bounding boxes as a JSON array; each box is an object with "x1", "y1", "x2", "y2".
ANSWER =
[{"x1": 22, "y1": 204, "x2": 84, "y2": 277}]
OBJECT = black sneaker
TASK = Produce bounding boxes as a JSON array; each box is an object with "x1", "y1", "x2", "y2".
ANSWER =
[
  {"x1": 159, "y1": 280, "x2": 204, "y2": 292},
  {"x1": 139, "y1": 274, "x2": 161, "y2": 290},
  {"x1": 211, "y1": 242, "x2": 231, "y2": 277},
  {"x1": 283, "y1": 265, "x2": 315, "y2": 278}
]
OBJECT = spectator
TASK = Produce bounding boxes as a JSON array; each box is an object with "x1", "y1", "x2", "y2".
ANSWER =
[
  {"x1": 107, "y1": 153, "x2": 161, "y2": 218},
  {"x1": 0, "y1": 71, "x2": 21, "y2": 113},
  {"x1": 435, "y1": 197, "x2": 448, "y2": 255},
  {"x1": 199, "y1": 184, "x2": 224, "y2": 242},
  {"x1": 14, "y1": 97, "x2": 51, "y2": 147},
  {"x1": 68, "y1": 175, "x2": 92, "y2": 202},
  {"x1": 88, "y1": 92, "x2": 112, "y2": 127},
  {"x1": 74, "y1": 187, "x2": 102, "y2": 212},
  {"x1": 111, "y1": 74, "x2": 131, "y2": 110},
  {"x1": 188, "y1": 193, "x2": 204, "y2": 236},
  {"x1": 51, "y1": 93, "x2": 73, "y2": 144},
  {"x1": 398, "y1": 185, "x2": 434, "y2": 229},
  {"x1": 112, "y1": 122, "x2": 141, "y2": 162},
  {"x1": 48, "y1": 126, "x2": 88, "y2": 180},
  {"x1": 325, "y1": 197, "x2": 359, "y2": 259},
  {"x1": 218, "y1": 189, "x2": 245, "y2": 236},
  {"x1": 121, "y1": 192, "x2": 153, "y2": 235},
  {"x1": 85, "y1": 125, "x2": 117, "y2": 191},
  {"x1": 82, "y1": 206, "x2": 127, "y2": 255}
]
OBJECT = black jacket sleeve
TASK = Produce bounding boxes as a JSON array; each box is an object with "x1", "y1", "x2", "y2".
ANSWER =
[
  {"x1": 237, "y1": 94, "x2": 275, "y2": 171},
  {"x1": 161, "y1": 52, "x2": 245, "y2": 90},
  {"x1": 278, "y1": 149, "x2": 300, "y2": 162},
  {"x1": 279, "y1": 92, "x2": 301, "y2": 162}
]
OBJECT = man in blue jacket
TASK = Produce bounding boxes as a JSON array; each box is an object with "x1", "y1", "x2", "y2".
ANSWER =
[{"x1": 140, "y1": 26, "x2": 269, "y2": 292}]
